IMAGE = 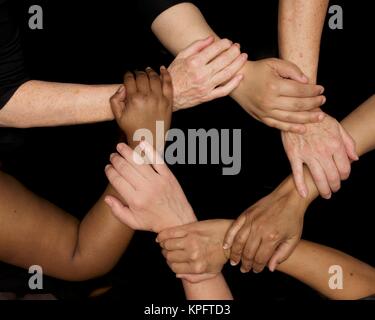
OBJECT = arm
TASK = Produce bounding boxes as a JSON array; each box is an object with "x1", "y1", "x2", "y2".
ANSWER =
[
  {"x1": 279, "y1": 0, "x2": 359, "y2": 198},
  {"x1": 0, "y1": 81, "x2": 118, "y2": 128},
  {"x1": 152, "y1": 3, "x2": 326, "y2": 133}
]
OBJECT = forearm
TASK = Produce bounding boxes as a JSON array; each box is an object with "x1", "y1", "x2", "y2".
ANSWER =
[
  {"x1": 0, "y1": 80, "x2": 118, "y2": 128},
  {"x1": 276, "y1": 240, "x2": 375, "y2": 299},
  {"x1": 278, "y1": 0, "x2": 329, "y2": 84}
]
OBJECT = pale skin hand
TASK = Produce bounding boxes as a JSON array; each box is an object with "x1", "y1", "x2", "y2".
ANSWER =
[
  {"x1": 151, "y1": 3, "x2": 326, "y2": 133},
  {"x1": 282, "y1": 115, "x2": 358, "y2": 199},
  {"x1": 105, "y1": 142, "x2": 232, "y2": 300},
  {"x1": 169, "y1": 36, "x2": 247, "y2": 111}
]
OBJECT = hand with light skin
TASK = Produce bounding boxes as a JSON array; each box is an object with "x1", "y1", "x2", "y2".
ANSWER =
[
  {"x1": 230, "y1": 59, "x2": 327, "y2": 133},
  {"x1": 282, "y1": 114, "x2": 359, "y2": 199},
  {"x1": 104, "y1": 142, "x2": 196, "y2": 233},
  {"x1": 169, "y1": 36, "x2": 247, "y2": 111}
]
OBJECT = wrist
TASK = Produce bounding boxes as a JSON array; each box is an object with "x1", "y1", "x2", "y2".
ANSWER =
[{"x1": 229, "y1": 60, "x2": 253, "y2": 102}]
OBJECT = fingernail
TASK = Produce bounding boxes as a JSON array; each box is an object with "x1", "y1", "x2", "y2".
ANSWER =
[
  {"x1": 253, "y1": 270, "x2": 260, "y2": 274},
  {"x1": 240, "y1": 268, "x2": 247, "y2": 273},
  {"x1": 146, "y1": 67, "x2": 152, "y2": 71},
  {"x1": 104, "y1": 165, "x2": 111, "y2": 171},
  {"x1": 160, "y1": 65, "x2": 166, "y2": 70},
  {"x1": 321, "y1": 97, "x2": 327, "y2": 105},
  {"x1": 104, "y1": 196, "x2": 113, "y2": 206},
  {"x1": 230, "y1": 260, "x2": 238, "y2": 266},
  {"x1": 235, "y1": 43, "x2": 240, "y2": 48},
  {"x1": 223, "y1": 244, "x2": 230, "y2": 250},
  {"x1": 110, "y1": 153, "x2": 116, "y2": 160},
  {"x1": 117, "y1": 144, "x2": 125, "y2": 152},
  {"x1": 320, "y1": 87, "x2": 325, "y2": 94},
  {"x1": 155, "y1": 237, "x2": 159, "y2": 243},
  {"x1": 301, "y1": 189, "x2": 308, "y2": 199},
  {"x1": 324, "y1": 194, "x2": 332, "y2": 200}
]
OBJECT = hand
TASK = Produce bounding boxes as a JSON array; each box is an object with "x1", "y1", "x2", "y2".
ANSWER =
[
  {"x1": 110, "y1": 67, "x2": 173, "y2": 145},
  {"x1": 169, "y1": 36, "x2": 247, "y2": 111},
  {"x1": 231, "y1": 59, "x2": 326, "y2": 133},
  {"x1": 104, "y1": 141, "x2": 196, "y2": 233},
  {"x1": 223, "y1": 177, "x2": 307, "y2": 274},
  {"x1": 282, "y1": 114, "x2": 359, "y2": 199},
  {"x1": 156, "y1": 219, "x2": 232, "y2": 282}
]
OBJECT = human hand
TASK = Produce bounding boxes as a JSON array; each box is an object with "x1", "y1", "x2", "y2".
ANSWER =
[
  {"x1": 231, "y1": 59, "x2": 326, "y2": 133},
  {"x1": 282, "y1": 114, "x2": 359, "y2": 199},
  {"x1": 104, "y1": 141, "x2": 196, "y2": 233},
  {"x1": 223, "y1": 177, "x2": 307, "y2": 274},
  {"x1": 169, "y1": 36, "x2": 247, "y2": 111},
  {"x1": 110, "y1": 67, "x2": 173, "y2": 147},
  {"x1": 156, "y1": 219, "x2": 232, "y2": 283}
]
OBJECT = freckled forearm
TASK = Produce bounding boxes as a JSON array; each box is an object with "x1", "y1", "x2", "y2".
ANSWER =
[{"x1": 0, "y1": 80, "x2": 119, "y2": 128}]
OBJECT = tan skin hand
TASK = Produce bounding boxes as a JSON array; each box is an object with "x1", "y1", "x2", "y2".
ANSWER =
[
  {"x1": 157, "y1": 219, "x2": 233, "y2": 283},
  {"x1": 168, "y1": 36, "x2": 247, "y2": 110},
  {"x1": 282, "y1": 114, "x2": 359, "y2": 199},
  {"x1": 232, "y1": 59, "x2": 326, "y2": 133},
  {"x1": 223, "y1": 178, "x2": 306, "y2": 274}
]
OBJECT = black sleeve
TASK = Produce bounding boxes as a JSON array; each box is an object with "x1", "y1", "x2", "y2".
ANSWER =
[
  {"x1": 0, "y1": 3, "x2": 30, "y2": 110},
  {"x1": 138, "y1": 0, "x2": 191, "y2": 27}
]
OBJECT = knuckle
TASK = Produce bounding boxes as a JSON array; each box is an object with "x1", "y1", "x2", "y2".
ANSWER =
[{"x1": 188, "y1": 56, "x2": 200, "y2": 69}]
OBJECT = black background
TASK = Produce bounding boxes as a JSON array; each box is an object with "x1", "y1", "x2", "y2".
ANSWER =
[{"x1": 0, "y1": 0, "x2": 374, "y2": 300}]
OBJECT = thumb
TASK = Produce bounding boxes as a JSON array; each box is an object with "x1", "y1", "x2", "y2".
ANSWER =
[
  {"x1": 274, "y1": 60, "x2": 309, "y2": 83},
  {"x1": 177, "y1": 36, "x2": 215, "y2": 59},
  {"x1": 104, "y1": 195, "x2": 137, "y2": 230},
  {"x1": 268, "y1": 240, "x2": 297, "y2": 272},
  {"x1": 110, "y1": 85, "x2": 126, "y2": 120}
]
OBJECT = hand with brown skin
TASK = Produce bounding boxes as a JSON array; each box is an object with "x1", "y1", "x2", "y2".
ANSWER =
[{"x1": 110, "y1": 67, "x2": 173, "y2": 148}]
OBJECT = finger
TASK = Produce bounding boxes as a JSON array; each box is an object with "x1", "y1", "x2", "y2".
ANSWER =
[
  {"x1": 276, "y1": 96, "x2": 326, "y2": 112},
  {"x1": 110, "y1": 85, "x2": 126, "y2": 120},
  {"x1": 162, "y1": 249, "x2": 189, "y2": 263},
  {"x1": 140, "y1": 141, "x2": 170, "y2": 176},
  {"x1": 240, "y1": 231, "x2": 261, "y2": 273},
  {"x1": 124, "y1": 72, "x2": 137, "y2": 95},
  {"x1": 177, "y1": 36, "x2": 215, "y2": 59},
  {"x1": 168, "y1": 262, "x2": 194, "y2": 275},
  {"x1": 146, "y1": 67, "x2": 162, "y2": 93},
  {"x1": 289, "y1": 158, "x2": 308, "y2": 198},
  {"x1": 104, "y1": 195, "x2": 137, "y2": 229},
  {"x1": 160, "y1": 66, "x2": 174, "y2": 103},
  {"x1": 279, "y1": 79, "x2": 324, "y2": 98},
  {"x1": 268, "y1": 241, "x2": 298, "y2": 272},
  {"x1": 135, "y1": 71, "x2": 150, "y2": 94},
  {"x1": 197, "y1": 38, "x2": 233, "y2": 65},
  {"x1": 208, "y1": 44, "x2": 243, "y2": 74},
  {"x1": 160, "y1": 238, "x2": 187, "y2": 251},
  {"x1": 319, "y1": 156, "x2": 342, "y2": 193},
  {"x1": 105, "y1": 165, "x2": 135, "y2": 203},
  {"x1": 274, "y1": 59, "x2": 309, "y2": 83},
  {"x1": 339, "y1": 125, "x2": 359, "y2": 161},
  {"x1": 210, "y1": 74, "x2": 244, "y2": 100},
  {"x1": 109, "y1": 153, "x2": 145, "y2": 189},
  {"x1": 333, "y1": 149, "x2": 351, "y2": 181},
  {"x1": 223, "y1": 215, "x2": 247, "y2": 249},
  {"x1": 210, "y1": 52, "x2": 248, "y2": 87},
  {"x1": 157, "y1": 227, "x2": 188, "y2": 243},
  {"x1": 306, "y1": 159, "x2": 332, "y2": 199},
  {"x1": 116, "y1": 143, "x2": 156, "y2": 179},
  {"x1": 177, "y1": 274, "x2": 217, "y2": 283},
  {"x1": 272, "y1": 109, "x2": 325, "y2": 124},
  {"x1": 251, "y1": 240, "x2": 279, "y2": 273},
  {"x1": 230, "y1": 225, "x2": 251, "y2": 266},
  {"x1": 263, "y1": 117, "x2": 306, "y2": 134}
]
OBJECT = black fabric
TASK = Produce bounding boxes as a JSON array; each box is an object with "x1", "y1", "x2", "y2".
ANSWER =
[
  {"x1": 0, "y1": 0, "x2": 29, "y2": 110},
  {"x1": 138, "y1": 0, "x2": 189, "y2": 27}
]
